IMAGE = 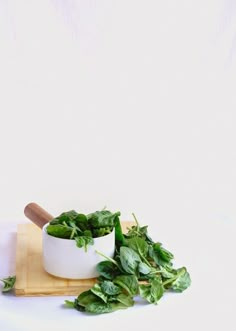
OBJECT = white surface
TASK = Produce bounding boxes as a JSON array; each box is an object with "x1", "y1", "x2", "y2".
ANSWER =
[
  {"x1": 0, "y1": 0, "x2": 236, "y2": 330},
  {"x1": 42, "y1": 223, "x2": 115, "y2": 279}
]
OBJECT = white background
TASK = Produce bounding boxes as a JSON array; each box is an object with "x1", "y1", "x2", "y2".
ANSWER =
[{"x1": 0, "y1": 1, "x2": 236, "y2": 330}]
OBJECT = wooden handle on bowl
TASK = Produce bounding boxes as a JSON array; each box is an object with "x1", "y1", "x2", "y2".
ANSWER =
[{"x1": 24, "y1": 202, "x2": 54, "y2": 228}]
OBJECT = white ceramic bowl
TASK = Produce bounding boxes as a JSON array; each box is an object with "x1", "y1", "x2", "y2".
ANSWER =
[{"x1": 42, "y1": 223, "x2": 115, "y2": 279}]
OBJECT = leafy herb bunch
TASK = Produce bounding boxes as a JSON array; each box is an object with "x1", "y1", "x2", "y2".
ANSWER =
[
  {"x1": 46, "y1": 209, "x2": 120, "y2": 251},
  {"x1": 66, "y1": 214, "x2": 191, "y2": 314}
]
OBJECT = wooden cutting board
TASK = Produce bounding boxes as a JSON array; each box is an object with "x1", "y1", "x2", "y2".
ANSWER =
[{"x1": 15, "y1": 222, "x2": 133, "y2": 296}]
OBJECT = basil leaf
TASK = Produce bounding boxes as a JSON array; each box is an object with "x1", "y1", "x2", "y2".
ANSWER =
[
  {"x1": 50, "y1": 210, "x2": 78, "y2": 225},
  {"x1": 116, "y1": 293, "x2": 134, "y2": 307},
  {"x1": 100, "y1": 281, "x2": 121, "y2": 296},
  {"x1": 170, "y1": 267, "x2": 191, "y2": 292},
  {"x1": 90, "y1": 284, "x2": 108, "y2": 303},
  {"x1": 46, "y1": 224, "x2": 73, "y2": 239},
  {"x1": 74, "y1": 298, "x2": 86, "y2": 312},
  {"x1": 75, "y1": 235, "x2": 94, "y2": 252},
  {"x1": 159, "y1": 265, "x2": 177, "y2": 279},
  {"x1": 85, "y1": 301, "x2": 113, "y2": 314},
  {"x1": 138, "y1": 262, "x2": 152, "y2": 275},
  {"x1": 126, "y1": 237, "x2": 149, "y2": 258},
  {"x1": 110, "y1": 296, "x2": 134, "y2": 311},
  {"x1": 96, "y1": 261, "x2": 120, "y2": 280},
  {"x1": 153, "y1": 242, "x2": 174, "y2": 263},
  {"x1": 114, "y1": 217, "x2": 126, "y2": 247},
  {"x1": 77, "y1": 290, "x2": 98, "y2": 307},
  {"x1": 119, "y1": 247, "x2": 141, "y2": 274},
  {"x1": 139, "y1": 277, "x2": 164, "y2": 304},
  {"x1": 74, "y1": 214, "x2": 89, "y2": 231},
  {"x1": 126, "y1": 225, "x2": 154, "y2": 242},
  {"x1": 149, "y1": 243, "x2": 174, "y2": 267},
  {"x1": 114, "y1": 275, "x2": 139, "y2": 296},
  {"x1": 87, "y1": 211, "x2": 120, "y2": 228},
  {"x1": 93, "y1": 227, "x2": 113, "y2": 238},
  {"x1": 0, "y1": 276, "x2": 16, "y2": 292}
]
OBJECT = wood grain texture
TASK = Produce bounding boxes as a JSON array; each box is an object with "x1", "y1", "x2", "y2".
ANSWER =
[
  {"x1": 24, "y1": 202, "x2": 54, "y2": 229},
  {"x1": 15, "y1": 221, "x2": 134, "y2": 296}
]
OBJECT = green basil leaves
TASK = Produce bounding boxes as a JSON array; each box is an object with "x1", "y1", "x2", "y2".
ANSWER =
[
  {"x1": 65, "y1": 213, "x2": 191, "y2": 314},
  {"x1": 46, "y1": 209, "x2": 120, "y2": 251}
]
